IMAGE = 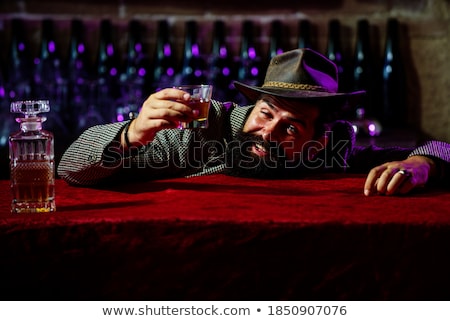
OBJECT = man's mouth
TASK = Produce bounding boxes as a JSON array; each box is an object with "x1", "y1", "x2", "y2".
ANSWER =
[{"x1": 251, "y1": 142, "x2": 269, "y2": 157}]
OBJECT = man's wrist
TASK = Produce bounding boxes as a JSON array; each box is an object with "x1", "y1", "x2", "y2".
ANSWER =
[
  {"x1": 409, "y1": 155, "x2": 437, "y2": 178},
  {"x1": 122, "y1": 120, "x2": 134, "y2": 148},
  {"x1": 121, "y1": 119, "x2": 137, "y2": 149}
]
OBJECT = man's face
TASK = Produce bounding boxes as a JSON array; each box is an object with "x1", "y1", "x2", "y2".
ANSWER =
[{"x1": 225, "y1": 95, "x2": 325, "y2": 178}]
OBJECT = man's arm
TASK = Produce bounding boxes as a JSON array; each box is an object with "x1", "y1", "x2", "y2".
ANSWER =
[
  {"x1": 57, "y1": 122, "x2": 127, "y2": 186},
  {"x1": 57, "y1": 121, "x2": 207, "y2": 186},
  {"x1": 57, "y1": 88, "x2": 211, "y2": 186},
  {"x1": 361, "y1": 140, "x2": 450, "y2": 196},
  {"x1": 408, "y1": 140, "x2": 450, "y2": 185}
]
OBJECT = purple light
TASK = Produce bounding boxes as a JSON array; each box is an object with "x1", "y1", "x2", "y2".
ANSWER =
[
  {"x1": 48, "y1": 41, "x2": 56, "y2": 53},
  {"x1": 0, "y1": 87, "x2": 5, "y2": 97},
  {"x1": 107, "y1": 44, "x2": 114, "y2": 56},
  {"x1": 277, "y1": 49, "x2": 283, "y2": 55},
  {"x1": 117, "y1": 114, "x2": 124, "y2": 122},
  {"x1": 251, "y1": 67, "x2": 259, "y2": 76},
  {"x1": 222, "y1": 67, "x2": 230, "y2": 76},
  {"x1": 192, "y1": 44, "x2": 199, "y2": 56},
  {"x1": 110, "y1": 67, "x2": 117, "y2": 76},
  {"x1": 368, "y1": 123, "x2": 377, "y2": 136},
  {"x1": 135, "y1": 43, "x2": 142, "y2": 52},
  {"x1": 163, "y1": 44, "x2": 171, "y2": 56},
  {"x1": 219, "y1": 47, "x2": 227, "y2": 57},
  {"x1": 78, "y1": 43, "x2": 85, "y2": 54},
  {"x1": 166, "y1": 68, "x2": 174, "y2": 76},
  {"x1": 18, "y1": 42, "x2": 25, "y2": 51},
  {"x1": 138, "y1": 67, "x2": 146, "y2": 77},
  {"x1": 34, "y1": 58, "x2": 40, "y2": 65},
  {"x1": 194, "y1": 69, "x2": 202, "y2": 77},
  {"x1": 248, "y1": 47, "x2": 256, "y2": 59}
]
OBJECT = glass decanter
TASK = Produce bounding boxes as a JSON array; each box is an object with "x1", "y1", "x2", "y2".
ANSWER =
[{"x1": 9, "y1": 100, "x2": 55, "y2": 213}]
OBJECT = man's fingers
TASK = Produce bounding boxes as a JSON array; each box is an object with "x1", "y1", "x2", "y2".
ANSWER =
[
  {"x1": 365, "y1": 167, "x2": 417, "y2": 196},
  {"x1": 385, "y1": 170, "x2": 412, "y2": 195},
  {"x1": 153, "y1": 87, "x2": 191, "y2": 101},
  {"x1": 364, "y1": 166, "x2": 411, "y2": 196},
  {"x1": 374, "y1": 168, "x2": 396, "y2": 194},
  {"x1": 364, "y1": 166, "x2": 384, "y2": 196}
]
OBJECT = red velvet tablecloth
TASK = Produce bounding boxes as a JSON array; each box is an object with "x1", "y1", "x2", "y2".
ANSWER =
[{"x1": 1, "y1": 174, "x2": 450, "y2": 300}]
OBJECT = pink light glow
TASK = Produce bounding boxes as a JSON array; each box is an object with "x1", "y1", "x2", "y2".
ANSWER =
[
  {"x1": 48, "y1": 41, "x2": 56, "y2": 53},
  {"x1": 248, "y1": 47, "x2": 256, "y2": 59},
  {"x1": 107, "y1": 44, "x2": 114, "y2": 56},
  {"x1": 163, "y1": 44, "x2": 171, "y2": 56},
  {"x1": 135, "y1": 43, "x2": 142, "y2": 52},
  {"x1": 192, "y1": 44, "x2": 200, "y2": 56}
]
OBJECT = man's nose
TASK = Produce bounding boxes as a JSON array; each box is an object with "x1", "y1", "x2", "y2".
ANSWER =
[{"x1": 261, "y1": 122, "x2": 278, "y2": 141}]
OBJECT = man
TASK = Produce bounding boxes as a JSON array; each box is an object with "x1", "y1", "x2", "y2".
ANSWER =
[{"x1": 57, "y1": 48, "x2": 450, "y2": 196}]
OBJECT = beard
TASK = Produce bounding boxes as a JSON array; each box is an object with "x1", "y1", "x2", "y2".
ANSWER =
[{"x1": 224, "y1": 130, "x2": 295, "y2": 179}]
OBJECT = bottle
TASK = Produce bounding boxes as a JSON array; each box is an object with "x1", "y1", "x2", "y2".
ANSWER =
[
  {"x1": 151, "y1": 20, "x2": 177, "y2": 92},
  {"x1": 267, "y1": 20, "x2": 284, "y2": 62},
  {"x1": 9, "y1": 100, "x2": 55, "y2": 213},
  {"x1": 66, "y1": 19, "x2": 93, "y2": 135},
  {"x1": 0, "y1": 69, "x2": 8, "y2": 134},
  {"x1": 122, "y1": 19, "x2": 151, "y2": 91},
  {"x1": 297, "y1": 19, "x2": 314, "y2": 50},
  {"x1": 7, "y1": 18, "x2": 33, "y2": 100},
  {"x1": 352, "y1": 20, "x2": 373, "y2": 111},
  {"x1": 33, "y1": 19, "x2": 63, "y2": 92},
  {"x1": 207, "y1": 20, "x2": 234, "y2": 101},
  {"x1": 326, "y1": 19, "x2": 348, "y2": 93},
  {"x1": 351, "y1": 19, "x2": 382, "y2": 136},
  {"x1": 96, "y1": 19, "x2": 120, "y2": 82},
  {"x1": 0, "y1": 54, "x2": 10, "y2": 142},
  {"x1": 0, "y1": 68, "x2": 11, "y2": 180},
  {"x1": 66, "y1": 19, "x2": 91, "y2": 86},
  {"x1": 179, "y1": 20, "x2": 207, "y2": 85},
  {"x1": 95, "y1": 19, "x2": 120, "y2": 123},
  {"x1": 380, "y1": 18, "x2": 407, "y2": 128},
  {"x1": 235, "y1": 20, "x2": 262, "y2": 104},
  {"x1": 33, "y1": 19, "x2": 68, "y2": 143},
  {"x1": 116, "y1": 19, "x2": 151, "y2": 122}
]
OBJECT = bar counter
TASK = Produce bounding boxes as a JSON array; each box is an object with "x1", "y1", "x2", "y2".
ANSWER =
[{"x1": 1, "y1": 174, "x2": 449, "y2": 300}]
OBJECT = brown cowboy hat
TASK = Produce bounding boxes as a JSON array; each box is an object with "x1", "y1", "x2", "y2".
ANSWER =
[{"x1": 234, "y1": 48, "x2": 365, "y2": 103}]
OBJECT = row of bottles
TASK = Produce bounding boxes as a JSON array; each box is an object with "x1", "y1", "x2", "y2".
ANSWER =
[
  {"x1": 324, "y1": 18, "x2": 406, "y2": 136},
  {"x1": 0, "y1": 18, "x2": 150, "y2": 155},
  {"x1": 0, "y1": 17, "x2": 407, "y2": 177},
  {"x1": 174, "y1": 17, "x2": 405, "y2": 131}
]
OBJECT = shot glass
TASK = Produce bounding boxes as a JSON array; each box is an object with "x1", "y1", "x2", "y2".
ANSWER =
[{"x1": 175, "y1": 85, "x2": 213, "y2": 129}]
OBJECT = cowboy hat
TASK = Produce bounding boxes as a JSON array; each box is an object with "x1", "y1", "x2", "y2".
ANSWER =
[{"x1": 234, "y1": 48, "x2": 365, "y2": 103}]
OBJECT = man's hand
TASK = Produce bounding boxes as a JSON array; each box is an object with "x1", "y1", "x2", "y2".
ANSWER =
[
  {"x1": 121, "y1": 88, "x2": 198, "y2": 147},
  {"x1": 364, "y1": 156, "x2": 436, "y2": 196}
]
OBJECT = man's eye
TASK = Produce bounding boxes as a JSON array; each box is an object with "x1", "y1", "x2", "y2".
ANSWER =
[
  {"x1": 260, "y1": 110, "x2": 271, "y2": 118},
  {"x1": 287, "y1": 124, "x2": 298, "y2": 135}
]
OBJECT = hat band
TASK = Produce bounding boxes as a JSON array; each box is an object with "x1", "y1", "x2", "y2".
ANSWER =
[{"x1": 263, "y1": 81, "x2": 327, "y2": 92}]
